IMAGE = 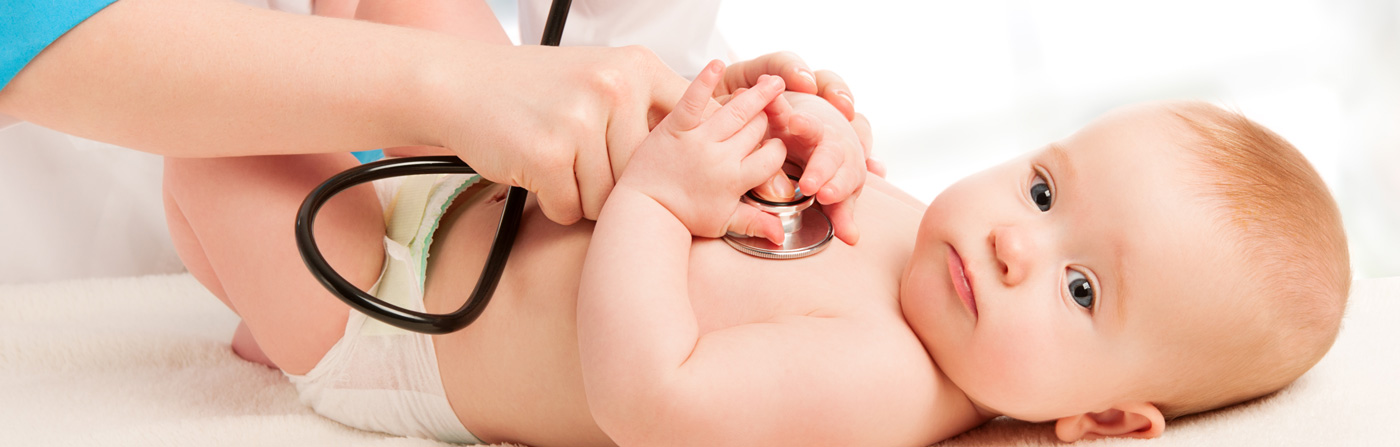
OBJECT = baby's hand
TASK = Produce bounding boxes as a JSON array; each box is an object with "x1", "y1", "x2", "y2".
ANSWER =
[
  {"x1": 615, "y1": 60, "x2": 789, "y2": 244},
  {"x1": 718, "y1": 52, "x2": 883, "y2": 178},
  {"x1": 745, "y1": 92, "x2": 868, "y2": 245}
]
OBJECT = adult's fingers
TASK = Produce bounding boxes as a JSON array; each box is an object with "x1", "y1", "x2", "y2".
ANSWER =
[
  {"x1": 814, "y1": 70, "x2": 856, "y2": 121},
  {"x1": 720, "y1": 51, "x2": 818, "y2": 97},
  {"x1": 531, "y1": 154, "x2": 585, "y2": 225},
  {"x1": 704, "y1": 75, "x2": 784, "y2": 140},
  {"x1": 671, "y1": 59, "x2": 726, "y2": 131},
  {"x1": 575, "y1": 130, "x2": 614, "y2": 221}
]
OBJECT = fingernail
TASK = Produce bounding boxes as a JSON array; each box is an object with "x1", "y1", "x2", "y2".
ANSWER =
[
  {"x1": 770, "y1": 175, "x2": 796, "y2": 200},
  {"x1": 835, "y1": 90, "x2": 854, "y2": 106},
  {"x1": 797, "y1": 68, "x2": 815, "y2": 85}
]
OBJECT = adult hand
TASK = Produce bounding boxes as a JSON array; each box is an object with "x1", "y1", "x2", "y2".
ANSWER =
[
  {"x1": 717, "y1": 52, "x2": 851, "y2": 119},
  {"x1": 432, "y1": 44, "x2": 690, "y2": 226}
]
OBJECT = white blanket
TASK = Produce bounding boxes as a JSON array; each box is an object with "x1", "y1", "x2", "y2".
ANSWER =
[{"x1": 2, "y1": 274, "x2": 1396, "y2": 446}]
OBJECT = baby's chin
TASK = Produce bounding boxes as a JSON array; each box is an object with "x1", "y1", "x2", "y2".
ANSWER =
[{"x1": 894, "y1": 259, "x2": 923, "y2": 325}]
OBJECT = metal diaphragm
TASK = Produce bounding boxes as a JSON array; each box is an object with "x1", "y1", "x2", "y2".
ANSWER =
[{"x1": 722, "y1": 181, "x2": 834, "y2": 260}]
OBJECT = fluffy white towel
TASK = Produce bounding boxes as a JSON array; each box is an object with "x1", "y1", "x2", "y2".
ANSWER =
[{"x1": 2, "y1": 274, "x2": 1395, "y2": 446}]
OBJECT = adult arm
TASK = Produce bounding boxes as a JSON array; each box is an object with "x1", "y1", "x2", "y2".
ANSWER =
[
  {"x1": 0, "y1": 0, "x2": 463, "y2": 157},
  {"x1": 0, "y1": 0, "x2": 691, "y2": 225}
]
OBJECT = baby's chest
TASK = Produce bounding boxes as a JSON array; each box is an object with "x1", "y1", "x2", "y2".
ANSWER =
[{"x1": 684, "y1": 237, "x2": 900, "y2": 333}]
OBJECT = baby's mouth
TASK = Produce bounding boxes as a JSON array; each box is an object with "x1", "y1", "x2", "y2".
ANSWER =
[{"x1": 947, "y1": 245, "x2": 978, "y2": 319}]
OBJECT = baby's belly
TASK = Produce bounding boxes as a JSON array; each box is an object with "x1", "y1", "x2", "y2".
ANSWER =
[{"x1": 422, "y1": 183, "x2": 611, "y2": 446}]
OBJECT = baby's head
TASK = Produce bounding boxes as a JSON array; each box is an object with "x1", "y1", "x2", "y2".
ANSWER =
[{"x1": 898, "y1": 101, "x2": 1349, "y2": 440}]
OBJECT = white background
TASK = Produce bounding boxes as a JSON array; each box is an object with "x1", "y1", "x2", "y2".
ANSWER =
[{"x1": 711, "y1": 0, "x2": 1400, "y2": 278}]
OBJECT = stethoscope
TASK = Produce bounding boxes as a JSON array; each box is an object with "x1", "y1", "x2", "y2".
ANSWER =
[{"x1": 295, "y1": 0, "x2": 832, "y2": 335}]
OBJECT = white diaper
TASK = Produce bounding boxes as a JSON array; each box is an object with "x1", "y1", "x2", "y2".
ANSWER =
[{"x1": 285, "y1": 172, "x2": 484, "y2": 444}]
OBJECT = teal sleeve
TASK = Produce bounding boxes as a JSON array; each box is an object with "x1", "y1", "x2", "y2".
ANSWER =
[
  {"x1": 1, "y1": 0, "x2": 122, "y2": 90},
  {"x1": 352, "y1": 149, "x2": 386, "y2": 163}
]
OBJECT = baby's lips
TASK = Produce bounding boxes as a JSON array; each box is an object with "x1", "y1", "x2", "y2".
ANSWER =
[{"x1": 752, "y1": 172, "x2": 797, "y2": 202}]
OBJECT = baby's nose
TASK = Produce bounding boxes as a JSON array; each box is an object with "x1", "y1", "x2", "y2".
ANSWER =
[{"x1": 990, "y1": 225, "x2": 1041, "y2": 286}]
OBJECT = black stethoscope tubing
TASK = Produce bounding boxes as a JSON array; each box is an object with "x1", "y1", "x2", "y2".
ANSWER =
[
  {"x1": 295, "y1": 0, "x2": 572, "y2": 335},
  {"x1": 295, "y1": 156, "x2": 527, "y2": 334}
]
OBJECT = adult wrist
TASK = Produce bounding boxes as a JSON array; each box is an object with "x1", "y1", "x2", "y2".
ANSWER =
[{"x1": 391, "y1": 33, "x2": 493, "y2": 149}]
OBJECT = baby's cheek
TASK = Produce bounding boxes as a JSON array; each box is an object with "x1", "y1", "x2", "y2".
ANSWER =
[{"x1": 974, "y1": 318, "x2": 1066, "y2": 408}]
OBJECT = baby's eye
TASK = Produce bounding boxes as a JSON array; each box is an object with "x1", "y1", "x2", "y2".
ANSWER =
[
  {"x1": 1029, "y1": 171, "x2": 1052, "y2": 212},
  {"x1": 1067, "y1": 269, "x2": 1095, "y2": 309}
]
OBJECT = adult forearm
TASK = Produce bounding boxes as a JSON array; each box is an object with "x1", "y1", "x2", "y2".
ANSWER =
[{"x1": 0, "y1": 0, "x2": 477, "y2": 157}]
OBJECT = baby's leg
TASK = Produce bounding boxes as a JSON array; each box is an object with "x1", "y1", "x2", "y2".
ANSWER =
[
  {"x1": 163, "y1": 154, "x2": 385, "y2": 375},
  {"x1": 163, "y1": 185, "x2": 275, "y2": 366}
]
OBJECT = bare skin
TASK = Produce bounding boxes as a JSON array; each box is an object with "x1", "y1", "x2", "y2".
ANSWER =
[
  {"x1": 429, "y1": 174, "x2": 991, "y2": 445},
  {"x1": 157, "y1": 1, "x2": 895, "y2": 444},
  {"x1": 168, "y1": 98, "x2": 1271, "y2": 447},
  {"x1": 163, "y1": 150, "x2": 981, "y2": 447}
]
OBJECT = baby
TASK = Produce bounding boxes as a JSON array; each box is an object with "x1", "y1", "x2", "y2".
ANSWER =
[
  {"x1": 163, "y1": 54, "x2": 1349, "y2": 445},
  {"x1": 576, "y1": 72, "x2": 1352, "y2": 445}
]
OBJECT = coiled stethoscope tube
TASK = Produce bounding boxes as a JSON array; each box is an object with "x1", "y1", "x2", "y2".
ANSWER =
[
  {"x1": 295, "y1": 0, "x2": 573, "y2": 335},
  {"x1": 296, "y1": 157, "x2": 526, "y2": 334}
]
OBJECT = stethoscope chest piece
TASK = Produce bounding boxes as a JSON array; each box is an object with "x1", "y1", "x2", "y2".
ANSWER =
[{"x1": 722, "y1": 185, "x2": 834, "y2": 260}]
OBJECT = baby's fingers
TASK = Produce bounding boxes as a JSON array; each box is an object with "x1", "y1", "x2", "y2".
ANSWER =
[
  {"x1": 787, "y1": 112, "x2": 824, "y2": 149},
  {"x1": 726, "y1": 203, "x2": 786, "y2": 245},
  {"x1": 725, "y1": 139, "x2": 788, "y2": 245},
  {"x1": 823, "y1": 190, "x2": 862, "y2": 246},
  {"x1": 705, "y1": 75, "x2": 785, "y2": 140},
  {"x1": 740, "y1": 138, "x2": 788, "y2": 196},
  {"x1": 750, "y1": 171, "x2": 797, "y2": 202},
  {"x1": 670, "y1": 60, "x2": 726, "y2": 131},
  {"x1": 797, "y1": 143, "x2": 844, "y2": 203}
]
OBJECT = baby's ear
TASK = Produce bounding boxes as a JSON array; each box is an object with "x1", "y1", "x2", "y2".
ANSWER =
[{"x1": 1054, "y1": 402, "x2": 1165, "y2": 442}]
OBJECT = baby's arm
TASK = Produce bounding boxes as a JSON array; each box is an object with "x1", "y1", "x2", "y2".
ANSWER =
[{"x1": 578, "y1": 62, "x2": 916, "y2": 446}]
